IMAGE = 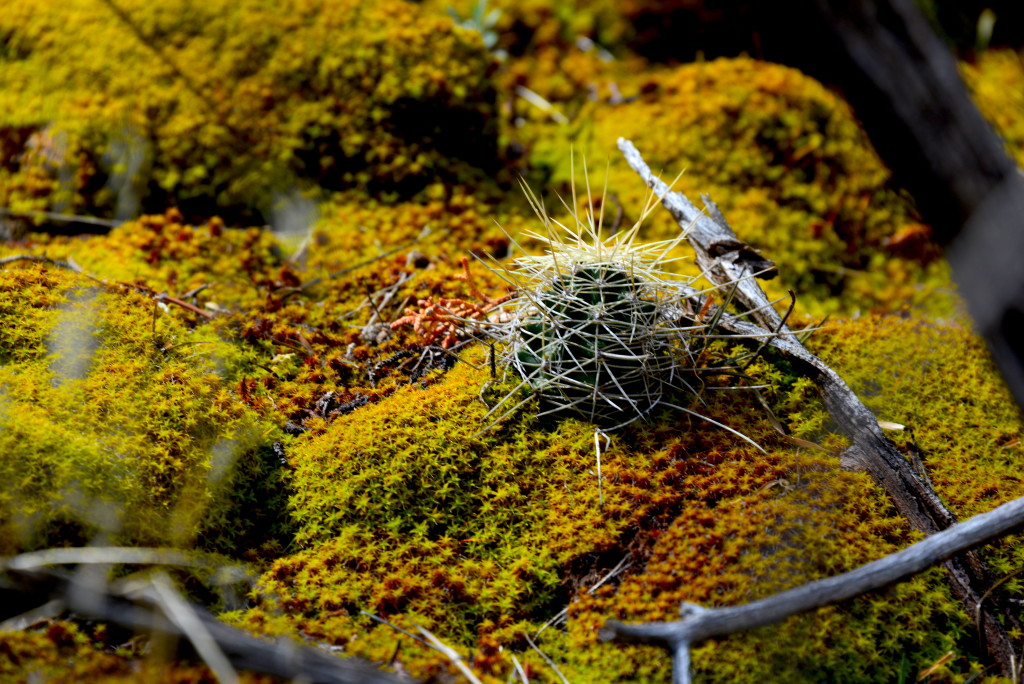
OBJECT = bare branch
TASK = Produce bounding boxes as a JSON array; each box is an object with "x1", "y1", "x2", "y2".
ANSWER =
[
  {"x1": 0, "y1": 254, "x2": 84, "y2": 272},
  {"x1": 0, "y1": 548, "x2": 412, "y2": 684},
  {"x1": 0, "y1": 207, "x2": 121, "y2": 230},
  {"x1": 1, "y1": 254, "x2": 217, "y2": 319},
  {"x1": 601, "y1": 494, "x2": 1024, "y2": 646},
  {"x1": 617, "y1": 138, "x2": 1024, "y2": 675},
  {"x1": 525, "y1": 635, "x2": 570, "y2": 684},
  {"x1": 417, "y1": 625, "x2": 484, "y2": 684},
  {"x1": 150, "y1": 572, "x2": 241, "y2": 684}
]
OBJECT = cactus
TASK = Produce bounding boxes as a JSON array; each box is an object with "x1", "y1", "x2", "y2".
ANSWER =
[
  {"x1": 480, "y1": 171, "x2": 757, "y2": 450},
  {"x1": 508, "y1": 260, "x2": 679, "y2": 427}
]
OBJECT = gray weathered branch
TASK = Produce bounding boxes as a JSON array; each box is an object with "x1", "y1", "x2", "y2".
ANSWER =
[
  {"x1": 601, "y1": 495, "x2": 1024, "y2": 684},
  {"x1": 617, "y1": 138, "x2": 1023, "y2": 677},
  {"x1": 0, "y1": 548, "x2": 412, "y2": 684}
]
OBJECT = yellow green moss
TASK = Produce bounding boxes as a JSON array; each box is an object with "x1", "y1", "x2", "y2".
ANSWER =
[
  {"x1": 1, "y1": 12, "x2": 1022, "y2": 679},
  {"x1": 310, "y1": 189, "x2": 530, "y2": 270},
  {"x1": 962, "y1": 48, "x2": 1024, "y2": 168},
  {"x1": 0, "y1": 264, "x2": 280, "y2": 555},
  {"x1": 14, "y1": 210, "x2": 281, "y2": 308},
  {"x1": 566, "y1": 456, "x2": 965, "y2": 682},
  {"x1": 0, "y1": 0, "x2": 500, "y2": 222},
  {"x1": 520, "y1": 57, "x2": 953, "y2": 316},
  {"x1": 804, "y1": 314, "x2": 1024, "y2": 594}
]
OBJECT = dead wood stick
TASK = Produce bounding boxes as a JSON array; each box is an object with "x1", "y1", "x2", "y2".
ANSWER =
[
  {"x1": 601, "y1": 494, "x2": 1024, "y2": 684},
  {"x1": 0, "y1": 550, "x2": 411, "y2": 684},
  {"x1": 1, "y1": 254, "x2": 217, "y2": 320},
  {"x1": 0, "y1": 254, "x2": 85, "y2": 272},
  {"x1": 618, "y1": 138, "x2": 1022, "y2": 675},
  {"x1": 0, "y1": 207, "x2": 122, "y2": 231},
  {"x1": 155, "y1": 292, "x2": 217, "y2": 319}
]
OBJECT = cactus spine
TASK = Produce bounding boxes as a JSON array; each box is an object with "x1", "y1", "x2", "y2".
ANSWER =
[
  {"x1": 477, "y1": 164, "x2": 762, "y2": 452},
  {"x1": 484, "y1": 170, "x2": 722, "y2": 432}
]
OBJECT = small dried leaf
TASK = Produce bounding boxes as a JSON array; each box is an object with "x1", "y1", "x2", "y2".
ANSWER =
[
  {"x1": 917, "y1": 650, "x2": 954, "y2": 679},
  {"x1": 877, "y1": 420, "x2": 906, "y2": 431}
]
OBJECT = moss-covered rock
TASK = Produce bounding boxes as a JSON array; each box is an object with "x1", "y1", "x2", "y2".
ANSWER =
[
  {"x1": 804, "y1": 315, "x2": 1024, "y2": 591},
  {"x1": 1, "y1": 5, "x2": 1022, "y2": 677},
  {"x1": 427, "y1": 0, "x2": 632, "y2": 58},
  {"x1": 962, "y1": 48, "x2": 1024, "y2": 168},
  {"x1": 0, "y1": 194, "x2": 531, "y2": 440},
  {"x1": 524, "y1": 57, "x2": 955, "y2": 315},
  {"x1": 0, "y1": 0, "x2": 500, "y2": 223},
  {"x1": 23, "y1": 210, "x2": 280, "y2": 306},
  {"x1": 226, "y1": 310, "x2": 1022, "y2": 682},
  {"x1": 235, "y1": 348, "x2": 780, "y2": 679}
]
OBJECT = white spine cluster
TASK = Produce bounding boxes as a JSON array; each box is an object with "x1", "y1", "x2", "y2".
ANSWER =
[
  {"x1": 483, "y1": 169, "x2": 728, "y2": 433},
  {"x1": 476, "y1": 164, "x2": 763, "y2": 452}
]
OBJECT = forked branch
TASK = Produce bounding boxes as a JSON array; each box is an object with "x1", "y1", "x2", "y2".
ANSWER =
[
  {"x1": 601, "y1": 495, "x2": 1024, "y2": 684},
  {"x1": 613, "y1": 138, "x2": 1023, "y2": 678}
]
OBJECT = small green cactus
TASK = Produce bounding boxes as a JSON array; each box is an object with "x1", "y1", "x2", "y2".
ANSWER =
[
  {"x1": 510, "y1": 261, "x2": 678, "y2": 427},
  {"x1": 486, "y1": 172, "x2": 759, "y2": 447}
]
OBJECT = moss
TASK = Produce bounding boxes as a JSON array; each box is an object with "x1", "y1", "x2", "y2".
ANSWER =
[
  {"x1": 424, "y1": 0, "x2": 633, "y2": 58},
  {"x1": 0, "y1": 264, "x2": 278, "y2": 554},
  {"x1": 805, "y1": 315, "x2": 1024, "y2": 600},
  {"x1": 0, "y1": 621, "x2": 132, "y2": 682},
  {"x1": 806, "y1": 315, "x2": 1024, "y2": 512},
  {"x1": 1, "y1": 9, "x2": 1022, "y2": 678},
  {"x1": 962, "y1": 48, "x2": 1024, "y2": 168},
  {"x1": 233, "y1": 349, "x2": 766, "y2": 671},
  {"x1": 224, "y1": 310, "x2": 1024, "y2": 682},
  {"x1": 310, "y1": 189, "x2": 529, "y2": 270},
  {"x1": 567, "y1": 457, "x2": 964, "y2": 682},
  {"x1": 520, "y1": 57, "x2": 953, "y2": 316},
  {"x1": 0, "y1": 192, "x2": 530, "y2": 437},
  {"x1": 0, "y1": 0, "x2": 501, "y2": 222},
  {"x1": 18, "y1": 210, "x2": 282, "y2": 309}
]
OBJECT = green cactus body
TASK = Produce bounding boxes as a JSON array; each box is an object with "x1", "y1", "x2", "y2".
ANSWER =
[
  {"x1": 507, "y1": 261, "x2": 680, "y2": 427},
  {"x1": 486, "y1": 177, "x2": 760, "y2": 448}
]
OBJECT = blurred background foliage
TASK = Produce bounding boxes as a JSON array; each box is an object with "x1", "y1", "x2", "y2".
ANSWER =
[{"x1": 1, "y1": 0, "x2": 1023, "y2": 682}]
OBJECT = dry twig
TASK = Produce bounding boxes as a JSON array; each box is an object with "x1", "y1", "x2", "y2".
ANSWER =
[
  {"x1": 612, "y1": 138, "x2": 1024, "y2": 678},
  {"x1": 0, "y1": 207, "x2": 122, "y2": 230},
  {"x1": 601, "y1": 495, "x2": 1024, "y2": 684},
  {"x1": 0, "y1": 547, "x2": 411, "y2": 684},
  {"x1": 0, "y1": 254, "x2": 217, "y2": 320},
  {"x1": 417, "y1": 625, "x2": 484, "y2": 684},
  {"x1": 391, "y1": 256, "x2": 512, "y2": 348},
  {"x1": 0, "y1": 254, "x2": 84, "y2": 272}
]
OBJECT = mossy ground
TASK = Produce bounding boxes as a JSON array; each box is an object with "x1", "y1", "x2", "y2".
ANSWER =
[
  {"x1": 223, "y1": 319, "x2": 1017, "y2": 683},
  {"x1": 1, "y1": 3, "x2": 1023, "y2": 682}
]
